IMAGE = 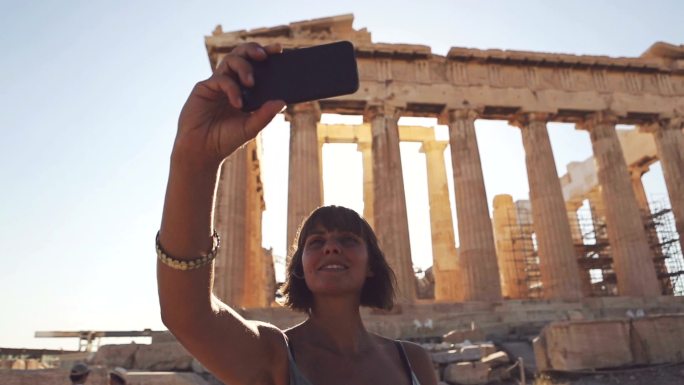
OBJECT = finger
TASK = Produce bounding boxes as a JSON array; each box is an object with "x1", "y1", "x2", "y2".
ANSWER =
[
  {"x1": 231, "y1": 42, "x2": 268, "y2": 62},
  {"x1": 243, "y1": 100, "x2": 286, "y2": 139},
  {"x1": 263, "y1": 43, "x2": 282, "y2": 55},
  {"x1": 217, "y1": 55, "x2": 255, "y2": 87},
  {"x1": 210, "y1": 74, "x2": 243, "y2": 109}
]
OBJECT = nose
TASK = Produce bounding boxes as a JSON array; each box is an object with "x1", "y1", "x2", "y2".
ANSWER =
[{"x1": 323, "y1": 238, "x2": 341, "y2": 255}]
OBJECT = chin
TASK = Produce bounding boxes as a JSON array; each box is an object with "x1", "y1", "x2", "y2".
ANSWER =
[{"x1": 309, "y1": 283, "x2": 362, "y2": 297}]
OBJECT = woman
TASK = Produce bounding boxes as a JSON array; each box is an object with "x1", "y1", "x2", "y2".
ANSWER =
[{"x1": 157, "y1": 42, "x2": 438, "y2": 385}]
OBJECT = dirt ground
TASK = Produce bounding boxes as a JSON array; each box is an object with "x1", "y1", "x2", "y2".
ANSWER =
[{"x1": 532, "y1": 362, "x2": 684, "y2": 385}]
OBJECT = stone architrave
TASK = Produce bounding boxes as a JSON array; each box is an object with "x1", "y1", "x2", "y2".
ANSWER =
[
  {"x1": 420, "y1": 140, "x2": 460, "y2": 301},
  {"x1": 365, "y1": 104, "x2": 416, "y2": 302},
  {"x1": 447, "y1": 109, "x2": 502, "y2": 301},
  {"x1": 213, "y1": 145, "x2": 249, "y2": 306},
  {"x1": 285, "y1": 102, "x2": 323, "y2": 256},
  {"x1": 511, "y1": 113, "x2": 582, "y2": 300},
  {"x1": 357, "y1": 141, "x2": 375, "y2": 229},
  {"x1": 645, "y1": 117, "x2": 684, "y2": 250},
  {"x1": 578, "y1": 112, "x2": 660, "y2": 296}
]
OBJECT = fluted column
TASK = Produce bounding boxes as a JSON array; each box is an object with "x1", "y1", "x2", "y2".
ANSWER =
[
  {"x1": 492, "y1": 195, "x2": 529, "y2": 299},
  {"x1": 629, "y1": 165, "x2": 673, "y2": 295},
  {"x1": 357, "y1": 141, "x2": 375, "y2": 229},
  {"x1": 566, "y1": 200, "x2": 584, "y2": 244},
  {"x1": 644, "y1": 117, "x2": 684, "y2": 249},
  {"x1": 567, "y1": 200, "x2": 593, "y2": 297},
  {"x1": 285, "y1": 102, "x2": 323, "y2": 256},
  {"x1": 629, "y1": 166, "x2": 651, "y2": 217},
  {"x1": 213, "y1": 145, "x2": 249, "y2": 306},
  {"x1": 511, "y1": 113, "x2": 582, "y2": 300},
  {"x1": 578, "y1": 112, "x2": 660, "y2": 296},
  {"x1": 242, "y1": 140, "x2": 269, "y2": 308},
  {"x1": 420, "y1": 140, "x2": 460, "y2": 301},
  {"x1": 447, "y1": 109, "x2": 502, "y2": 301},
  {"x1": 587, "y1": 187, "x2": 608, "y2": 241},
  {"x1": 365, "y1": 104, "x2": 416, "y2": 302}
]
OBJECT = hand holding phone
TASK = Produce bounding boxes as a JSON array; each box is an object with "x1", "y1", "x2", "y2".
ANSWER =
[{"x1": 240, "y1": 41, "x2": 360, "y2": 112}]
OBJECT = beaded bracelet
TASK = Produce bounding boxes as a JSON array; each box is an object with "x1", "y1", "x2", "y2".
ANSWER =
[{"x1": 156, "y1": 231, "x2": 221, "y2": 270}]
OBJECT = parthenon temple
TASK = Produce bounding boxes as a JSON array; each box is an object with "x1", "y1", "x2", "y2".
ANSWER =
[{"x1": 205, "y1": 14, "x2": 684, "y2": 309}]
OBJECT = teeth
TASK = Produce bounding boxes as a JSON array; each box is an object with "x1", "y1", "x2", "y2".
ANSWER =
[{"x1": 321, "y1": 264, "x2": 346, "y2": 270}]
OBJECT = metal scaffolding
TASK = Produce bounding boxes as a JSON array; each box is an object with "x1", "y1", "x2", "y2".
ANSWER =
[{"x1": 497, "y1": 197, "x2": 683, "y2": 298}]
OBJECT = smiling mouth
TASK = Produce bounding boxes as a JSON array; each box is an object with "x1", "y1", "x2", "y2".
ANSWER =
[{"x1": 319, "y1": 264, "x2": 348, "y2": 271}]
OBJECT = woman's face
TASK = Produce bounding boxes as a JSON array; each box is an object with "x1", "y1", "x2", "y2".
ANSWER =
[{"x1": 300, "y1": 225, "x2": 372, "y2": 298}]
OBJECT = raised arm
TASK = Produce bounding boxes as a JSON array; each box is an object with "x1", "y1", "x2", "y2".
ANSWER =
[{"x1": 157, "y1": 43, "x2": 287, "y2": 385}]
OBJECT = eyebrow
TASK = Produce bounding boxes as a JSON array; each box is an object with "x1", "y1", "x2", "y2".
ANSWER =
[{"x1": 306, "y1": 230, "x2": 327, "y2": 236}]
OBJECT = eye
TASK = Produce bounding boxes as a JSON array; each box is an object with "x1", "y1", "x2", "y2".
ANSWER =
[
  {"x1": 339, "y1": 236, "x2": 360, "y2": 246},
  {"x1": 305, "y1": 237, "x2": 324, "y2": 247}
]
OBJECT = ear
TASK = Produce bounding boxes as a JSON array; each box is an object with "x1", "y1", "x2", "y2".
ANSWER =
[{"x1": 366, "y1": 267, "x2": 375, "y2": 278}]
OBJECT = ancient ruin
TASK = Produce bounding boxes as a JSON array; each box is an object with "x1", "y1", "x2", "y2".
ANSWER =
[
  {"x1": 4, "y1": 13, "x2": 684, "y2": 385},
  {"x1": 205, "y1": 14, "x2": 684, "y2": 306}
]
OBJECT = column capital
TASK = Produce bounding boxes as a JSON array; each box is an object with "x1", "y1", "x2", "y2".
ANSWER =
[
  {"x1": 628, "y1": 164, "x2": 650, "y2": 178},
  {"x1": 363, "y1": 103, "x2": 403, "y2": 122},
  {"x1": 576, "y1": 110, "x2": 620, "y2": 131},
  {"x1": 284, "y1": 101, "x2": 321, "y2": 122},
  {"x1": 445, "y1": 108, "x2": 479, "y2": 123},
  {"x1": 509, "y1": 112, "x2": 552, "y2": 129},
  {"x1": 644, "y1": 115, "x2": 684, "y2": 133},
  {"x1": 356, "y1": 141, "x2": 372, "y2": 151},
  {"x1": 419, "y1": 140, "x2": 448, "y2": 154}
]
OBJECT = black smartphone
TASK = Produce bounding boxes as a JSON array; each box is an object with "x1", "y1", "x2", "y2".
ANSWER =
[{"x1": 240, "y1": 41, "x2": 359, "y2": 112}]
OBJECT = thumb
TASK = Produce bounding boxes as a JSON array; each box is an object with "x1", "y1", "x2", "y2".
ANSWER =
[{"x1": 244, "y1": 100, "x2": 286, "y2": 139}]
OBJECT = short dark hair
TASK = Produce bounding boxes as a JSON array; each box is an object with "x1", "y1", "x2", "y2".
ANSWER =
[{"x1": 280, "y1": 205, "x2": 396, "y2": 311}]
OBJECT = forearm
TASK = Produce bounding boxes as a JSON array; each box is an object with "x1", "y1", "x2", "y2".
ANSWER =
[
  {"x1": 159, "y1": 148, "x2": 220, "y2": 256},
  {"x1": 158, "y1": 148, "x2": 222, "y2": 328}
]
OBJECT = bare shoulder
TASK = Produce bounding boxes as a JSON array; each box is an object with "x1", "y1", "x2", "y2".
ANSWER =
[
  {"x1": 398, "y1": 340, "x2": 439, "y2": 385},
  {"x1": 252, "y1": 320, "x2": 290, "y2": 353},
  {"x1": 251, "y1": 321, "x2": 291, "y2": 384}
]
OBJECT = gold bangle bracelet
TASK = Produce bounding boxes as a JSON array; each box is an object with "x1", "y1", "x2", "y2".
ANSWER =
[{"x1": 155, "y1": 231, "x2": 220, "y2": 270}]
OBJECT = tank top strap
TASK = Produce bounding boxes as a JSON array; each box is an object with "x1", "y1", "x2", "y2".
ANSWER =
[
  {"x1": 283, "y1": 334, "x2": 315, "y2": 385},
  {"x1": 395, "y1": 340, "x2": 422, "y2": 385}
]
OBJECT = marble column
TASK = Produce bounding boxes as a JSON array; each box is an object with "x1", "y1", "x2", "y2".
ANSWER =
[
  {"x1": 629, "y1": 165, "x2": 673, "y2": 295},
  {"x1": 447, "y1": 109, "x2": 502, "y2": 301},
  {"x1": 365, "y1": 104, "x2": 416, "y2": 302},
  {"x1": 566, "y1": 200, "x2": 584, "y2": 244},
  {"x1": 213, "y1": 145, "x2": 249, "y2": 306},
  {"x1": 492, "y1": 195, "x2": 529, "y2": 299},
  {"x1": 357, "y1": 141, "x2": 375, "y2": 229},
  {"x1": 629, "y1": 166, "x2": 652, "y2": 217},
  {"x1": 566, "y1": 200, "x2": 593, "y2": 297},
  {"x1": 285, "y1": 102, "x2": 323, "y2": 256},
  {"x1": 587, "y1": 187, "x2": 608, "y2": 242},
  {"x1": 242, "y1": 140, "x2": 269, "y2": 308},
  {"x1": 420, "y1": 140, "x2": 460, "y2": 301},
  {"x1": 645, "y1": 117, "x2": 684, "y2": 250},
  {"x1": 511, "y1": 113, "x2": 582, "y2": 300},
  {"x1": 578, "y1": 112, "x2": 660, "y2": 296}
]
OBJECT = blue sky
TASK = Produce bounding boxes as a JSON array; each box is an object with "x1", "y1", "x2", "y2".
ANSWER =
[{"x1": 1, "y1": 0, "x2": 682, "y2": 349}]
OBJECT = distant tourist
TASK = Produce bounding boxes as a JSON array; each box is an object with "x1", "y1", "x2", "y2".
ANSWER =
[
  {"x1": 69, "y1": 362, "x2": 90, "y2": 385},
  {"x1": 157, "y1": 42, "x2": 437, "y2": 385},
  {"x1": 108, "y1": 367, "x2": 127, "y2": 385}
]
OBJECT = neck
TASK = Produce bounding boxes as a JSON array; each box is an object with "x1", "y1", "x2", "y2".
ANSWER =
[{"x1": 305, "y1": 296, "x2": 370, "y2": 354}]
